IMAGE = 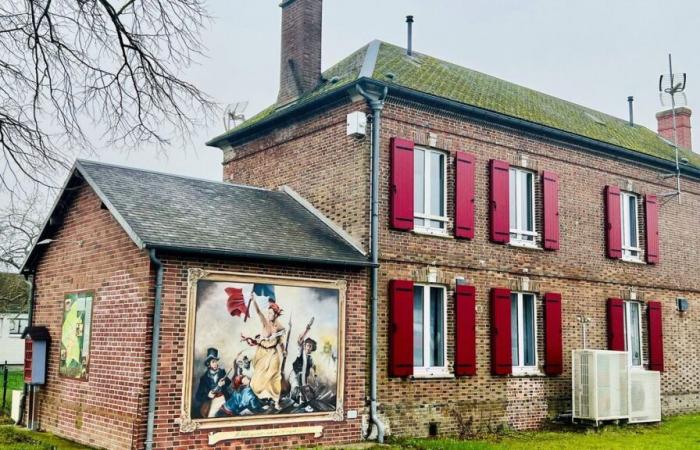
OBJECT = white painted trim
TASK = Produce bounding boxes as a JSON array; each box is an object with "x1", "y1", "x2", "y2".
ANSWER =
[{"x1": 279, "y1": 185, "x2": 367, "y2": 256}]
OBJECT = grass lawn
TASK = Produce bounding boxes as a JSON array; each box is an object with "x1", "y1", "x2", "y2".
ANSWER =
[
  {"x1": 0, "y1": 426, "x2": 93, "y2": 450},
  {"x1": 361, "y1": 413, "x2": 700, "y2": 450}
]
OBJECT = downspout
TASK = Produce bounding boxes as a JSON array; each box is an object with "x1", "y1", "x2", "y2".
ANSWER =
[
  {"x1": 357, "y1": 81, "x2": 388, "y2": 443},
  {"x1": 145, "y1": 249, "x2": 164, "y2": 450},
  {"x1": 17, "y1": 272, "x2": 34, "y2": 426}
]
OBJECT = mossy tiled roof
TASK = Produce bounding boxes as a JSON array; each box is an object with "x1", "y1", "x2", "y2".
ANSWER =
[{"x1": 209, "y1": 41, "x2": 698, "y2": 169}]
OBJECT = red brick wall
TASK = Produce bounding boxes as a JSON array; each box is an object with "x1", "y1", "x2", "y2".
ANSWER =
[
  {"x1": 223, "y1": 95, "x2": 700, "y2": 437},
  {"x1": 149, "y1": 255, "x2": 367, "y2": 449},
  {"x1": 31, "y1": 184, "x2": 153, "y2": 450}
]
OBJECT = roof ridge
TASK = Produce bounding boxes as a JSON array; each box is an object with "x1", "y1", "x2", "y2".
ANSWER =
[{"x1": 76, "y1": 159, "x2": 271, "y2": 192}]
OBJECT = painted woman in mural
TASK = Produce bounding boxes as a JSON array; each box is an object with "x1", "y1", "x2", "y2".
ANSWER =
[{"x1": 246, "y1": 297, "x2": 286, "y2": 409}]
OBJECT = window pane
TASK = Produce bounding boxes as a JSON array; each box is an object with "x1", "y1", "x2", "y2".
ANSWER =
[
  {"x1": 430, "y1": 152, "x2": 444, "y2": 217},
  {"x1": 429, "y1": 287, "x2": 444, "y2": 367},
  {"x1": 429, "y1": 220, "x2": 445, "y2": 230},
  {"x1": 629, "y1": 303, "x2": 641, "y2": 366},
  {"x1": 509, "y1": 170, "x2": 517, "y2": 230},
  {"x1": 523, "y1": 295, "x2": 535, "y2": 366},
  {"x1": 414, "y1": 149, "x2": 425, "y2": 215},
  {"x1": 413, "y1": 287, "x2": 424, "y2": 367},
  {"x1": 525, "y1": 172, "x2": 534, "y2": 232},
  {"x1": 511, "y1": 294, "x2": 519, "y2": 366},
  {"x1": 628, "y1": 196, "x2": 637, "y2": 248}
]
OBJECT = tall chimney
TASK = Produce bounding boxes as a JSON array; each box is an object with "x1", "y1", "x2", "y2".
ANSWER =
[
  {"x1": 656, "y1": 107, "x2": 693, "y2": 152},
  {"x1": 277, "y1": 0, "x2": 323, "y2": 105}
]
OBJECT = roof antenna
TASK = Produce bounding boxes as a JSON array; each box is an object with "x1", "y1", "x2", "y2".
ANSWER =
[
  {"x1": 406, "y1": 15, "x2": 414, "y2": 56},
  {"x1": 223, "y1": 101, "x2": 249, "y2": 130},
  {"x1": 658, "y1": 53, "x2": 688, "y2": 204},
  {"x1": 627, "y1": 96, "x2": 634, "y2": 126}
]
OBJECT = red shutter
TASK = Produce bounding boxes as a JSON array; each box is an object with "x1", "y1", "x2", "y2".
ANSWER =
[
  {"x1": 645, "y1": 195, "x2": 660, "y2": 264},
  {"x1": 490, "y1": 288, "x2": 512, "y2": 375},
  {"x1": 647, "y1": 301, "x2": 664, "y2": 371},
  {"x1": 389, "y1": 279, "x2": 414, "y2": 377},
  {"x1": 607, "y1": 298, "x2": 625, "y2": 351},
  {"x1": 455, "y1": 152, "x2": 476, "y2": 239},
  {"x1": 455, "y1": 284, "x2": 477, "y2": 376},
  {"x1": 390, "y1": 138, "x2": 414, "y2": 231},
  {"x1": 542, "y1": 171, "x2": 560, "y2": 251},
  {"x1": 490, "y1": 160, "x2": 510, "y2": 244},
  {"x1": 543, "y1": 293, "x2": 563, "y2": 376},
  {"x1": 604, "y1": 185, "x2": 622, "y2": 259}
]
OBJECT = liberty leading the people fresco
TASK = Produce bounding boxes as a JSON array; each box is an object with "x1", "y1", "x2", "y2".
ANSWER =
[{"x1": 181, "y1": 270, "x2": 346, "y2": 428}]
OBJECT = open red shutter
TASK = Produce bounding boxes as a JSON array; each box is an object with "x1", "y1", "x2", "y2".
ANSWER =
[
  {"x1": 455, "y1": 152, "x2": 476, "y2": 239},
  {"x1": 389, "y1": 279, "x2": 414, "y2": 377},
  {"x1": 542, "y1": 171, "x2": 560, "y2": 251},
  {"x1": 490, "y1": 288, "x2": 512, "y2": 375},
  {"x1": 645, "y1": 195, "x2": 660, "y2": 264},
  {"x1": 647, "y1": 301, "x2": 664, "y2": 371},
  {"x1": 604, "y1": 185, "x2": 622, "y2": 259},
  {"x1": 455, "y1": 284, "x2": 477, "y2": 376},
  {"x1": 490, "y1": 160, "x2": 510, "y2": 244},
  {"x1": 543, "y1": 293, "x2": 563, "y2": 376},
  {"x1": 607, "y1": 298, "x2": 625, "y2": 351},
  {"x1": 390, "y1": 138, "x2": 414, "y2": 231}
]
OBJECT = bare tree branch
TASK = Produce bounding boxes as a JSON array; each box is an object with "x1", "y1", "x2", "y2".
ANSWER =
[{"x1": 0, "y1": 0, "x2": 217, "y2": 192}]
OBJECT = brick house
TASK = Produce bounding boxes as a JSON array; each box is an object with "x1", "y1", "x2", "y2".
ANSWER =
[{"x1": 20, "y1": 0, "x2": 700, "y2": 448}]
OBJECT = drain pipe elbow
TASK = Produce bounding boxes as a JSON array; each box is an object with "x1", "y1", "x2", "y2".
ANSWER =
[
  {"x1": 146, "y1": 249, "x2": 164, "y2": 450},
  {"x1": 357, "y1": 81, "x2": 388, "y2": 443}
]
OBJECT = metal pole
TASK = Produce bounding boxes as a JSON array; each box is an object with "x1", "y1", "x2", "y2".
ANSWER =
[
  {"x1": 669, "y1": 54, "x2": 682, "y2": 204},
  {"x1": 2, "y1": 361, "x2": 7, "y2": 411},
  {"x1": 627, "y1": 96, "x2": 634, "y2": 126},
  {"x1": 406, "y1": 16, "x2": 414, "y2": 56}
]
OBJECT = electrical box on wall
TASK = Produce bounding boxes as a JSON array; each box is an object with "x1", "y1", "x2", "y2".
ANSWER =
[
  {"x1": 22, "y1": 326, "x2": 50, "y2": 386},
  {"x1": 346, "y1": 111, "x2": 367, "y2": 137},
  {"x1": 677, "y1": 298, "x2": 689, "y2": 312}
]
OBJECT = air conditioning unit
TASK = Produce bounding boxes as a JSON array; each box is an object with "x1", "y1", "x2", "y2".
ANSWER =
[
  {"x1": 572, "y1": 350, "x2": 630, "y2": 424},
  {"x1": 629, "y1": 368, "x2": 661, "y2": 423}
]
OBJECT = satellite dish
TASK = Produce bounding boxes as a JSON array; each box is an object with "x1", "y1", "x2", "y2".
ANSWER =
[{"x1": 223, "y1": 101, "x2": 249, "y2": 130}]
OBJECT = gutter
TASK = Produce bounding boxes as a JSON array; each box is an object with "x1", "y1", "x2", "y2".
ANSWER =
[
  {"x1": 357, "y1": 80, "x2": 388, "y2": 443},
  {"x1": 145, "y1": 250, "x2": 164, "y2": 450},
  {"x1": 17, "y1": 273, "x2": 34, "y2": 427},
  {"x1": 142, "y1": 243, "x2": 375, "y2": 268}
]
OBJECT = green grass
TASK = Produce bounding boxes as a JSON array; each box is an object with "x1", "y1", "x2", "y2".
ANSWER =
[
  {"x1": 1, "y1": 369, "x2": 24, "y2": 416},
  {"x1": 352, "y1": 414, "x2": 700, "y2": 450},
  {"x1": 0, "y1": 426, "x2": 94, "y2": 450}
]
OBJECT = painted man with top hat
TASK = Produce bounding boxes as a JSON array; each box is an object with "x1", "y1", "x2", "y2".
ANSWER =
[{"x1": 194, "y1": 347, "x2": 231, "y2": 418}]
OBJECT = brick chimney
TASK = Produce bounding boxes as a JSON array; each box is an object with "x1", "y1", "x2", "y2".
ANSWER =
[
  {"x1": 277, "y1": 0, "x2": 323, "y2": 105},
  {"x1": 656, "y1": 107, "x2": 692, "y2": 151}
]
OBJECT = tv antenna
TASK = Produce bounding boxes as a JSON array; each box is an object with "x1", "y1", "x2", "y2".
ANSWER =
[
  {"x1": 658, "y1": 54, "x2": 687, "y2": 204},
  {"x1": 223, "y1": 101, "x2": 249, "y2": 130}
]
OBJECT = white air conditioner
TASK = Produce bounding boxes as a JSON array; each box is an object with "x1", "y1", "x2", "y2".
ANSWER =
[
  {"x1": 572, "y1": 350, "x2": 630, "y2": 423},
  {"x1": 629, "y1": 368, "x2": 661, "y2": 423}
]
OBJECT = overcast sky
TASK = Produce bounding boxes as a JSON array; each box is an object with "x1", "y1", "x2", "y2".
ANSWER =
[{"x1": 83, "y1": 0, "x2": 700, "y2": 181}]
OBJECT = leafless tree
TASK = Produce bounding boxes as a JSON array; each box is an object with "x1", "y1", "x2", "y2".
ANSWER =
[
  {"x1": 0, "y1": 189, "x2": 43, "y2": 271},
  {"x1": 0, "y1": 0, "x2": 216, "y2": 193}
]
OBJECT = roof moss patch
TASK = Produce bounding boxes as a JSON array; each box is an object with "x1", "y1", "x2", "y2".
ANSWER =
[{"x1": 207, "y1": 40, "x2": 699, "y2": 170}]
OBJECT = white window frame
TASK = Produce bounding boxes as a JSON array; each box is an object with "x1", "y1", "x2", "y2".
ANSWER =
[
  {"x1": 620, "y1": 191, "x2": 641, "y2": 261},
  {"x1": 413, "y1": 284, "x2": 449, "y2": 377},
  {"x1": 511, "y1": 292, "x2": 539, "y2": 375},
  {"x1": 509, "y1": 167, "x2": 538, "y2": 247},
  {"x1": 624, "y1": 301, "x2": 644, "y2": 368},
  {"x1": 413, "y1": 147, "x2": 448, "y2": 235}
]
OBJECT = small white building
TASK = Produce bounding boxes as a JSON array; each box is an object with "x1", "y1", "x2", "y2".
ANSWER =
[{"x1": 0, "y1": 313, "x2": 28, "y2": 366}]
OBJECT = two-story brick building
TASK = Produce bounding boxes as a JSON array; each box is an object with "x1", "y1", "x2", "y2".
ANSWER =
[{"x1": 21, "y1": 0, "x2": 699, "y2": 448}]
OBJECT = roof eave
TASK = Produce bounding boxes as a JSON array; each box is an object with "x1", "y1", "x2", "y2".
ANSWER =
[{"x1": 144, "y1": 242, "x2": 375, "y2": 268}]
